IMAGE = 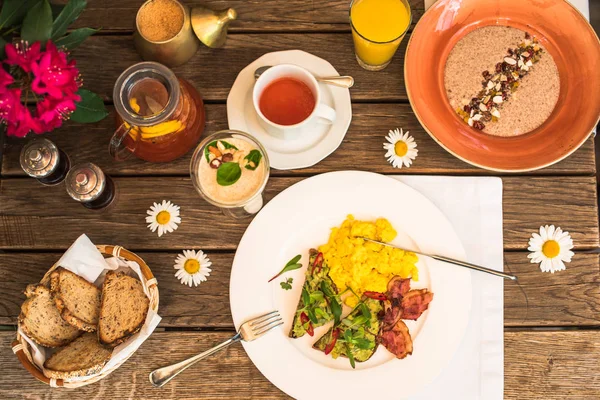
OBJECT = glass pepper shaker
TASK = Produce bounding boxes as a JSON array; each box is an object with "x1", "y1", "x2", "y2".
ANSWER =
[
  {"x1": 20, "y1": 138, "x2": 71, "y2": 185},
  {"x1": 65, "y1": 163, "x2": 117, "y2": 210}
]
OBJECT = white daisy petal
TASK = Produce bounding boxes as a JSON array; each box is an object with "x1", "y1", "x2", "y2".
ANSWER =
[
  {"x1": 382, "y1": 128, "x2": 418, "y2": 169},
  {"x1": 146, "y1": 200, "x2": 182, "y2": 237},
  {"x1": 528, "y1": 225, "x2": 574, "y2": 273},
  {"x1": 173, "y1": 250, "x2": 212, "y2": 287}
]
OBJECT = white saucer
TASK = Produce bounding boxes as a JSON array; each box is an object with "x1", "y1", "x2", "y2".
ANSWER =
[{"x1": 227, "y1": 50, "x2": 352, "y2": 170}]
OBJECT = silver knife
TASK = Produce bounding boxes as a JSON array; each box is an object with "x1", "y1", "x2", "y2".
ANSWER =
[{"x1": 359, "y1": 237, "x2": 517, "y2": 281}]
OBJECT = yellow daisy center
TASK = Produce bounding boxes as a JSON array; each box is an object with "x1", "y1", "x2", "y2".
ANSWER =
[
  {"x1": 156, "y1": 210, "x2": 171, "y2": 225},
  {"x1": 394, "y1": 141, "x2": 408, "y2": 157},
  {"x1": 184, "y1": 259, "x2": 200, "y2": 274},
  {"x1": 542, "y1": 240, "x2": 560, "y2": 258}
]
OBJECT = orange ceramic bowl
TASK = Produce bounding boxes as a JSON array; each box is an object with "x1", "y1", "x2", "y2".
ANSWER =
[{"x1": 405, "y1": 0, "x2": 600, "y2": 172}]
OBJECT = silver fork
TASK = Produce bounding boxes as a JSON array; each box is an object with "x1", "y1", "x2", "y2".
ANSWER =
[{"x1": 149, "y1": 310, "x2": 282, "y2": 388}]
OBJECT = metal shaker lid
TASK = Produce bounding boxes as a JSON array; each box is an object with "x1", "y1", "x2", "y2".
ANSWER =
[
  {"x1": 19, "y1": 138, "x2": 60, "y2": 178},
  {"x1": 65, "y1": 163, "x2": 106, "y2": 202}
]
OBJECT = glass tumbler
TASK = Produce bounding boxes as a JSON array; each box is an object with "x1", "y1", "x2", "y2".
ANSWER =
[
  {"x1": 190, "y1": 130, "x2": 270, "y2": 218},
  {"x1": 350, "y1": 0, "x2": 412, "y2": 71}
]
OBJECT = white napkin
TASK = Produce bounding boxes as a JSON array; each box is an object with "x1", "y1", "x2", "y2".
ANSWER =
[
  {"x1": 391, "y1": 176, "x2": 504, "y2": 400},
  {"x1": 18, "y1": 234, "x2": 161, "y2": 382}
]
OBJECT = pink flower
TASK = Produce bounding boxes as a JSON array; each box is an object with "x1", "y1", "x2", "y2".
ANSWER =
[
  {"x1": 31, "y1": 42, "x2": 81, "y2": 100},
  {"x1": 0, "y1": 68, "x2": 14, "y2": 91},
  {"x1": 0, "y1": 89, "x2": 41, "y2": 137},
  {"x1": 4, "y1": 41, "x2": 42, "y2": 73},
  {"x1": 35, "y1": 97, "x2": 76, "y2": 133}
]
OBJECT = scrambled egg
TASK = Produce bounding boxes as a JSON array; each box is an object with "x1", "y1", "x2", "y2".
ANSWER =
[{"x1": 318, "y1": 215, "x2": 419, "y2": 307}]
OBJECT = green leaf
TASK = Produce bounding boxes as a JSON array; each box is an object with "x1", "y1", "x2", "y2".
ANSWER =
[
  {"x1": 70, "y1": 89, "x2": 108, "y2": 123},
  {"x1": 280, "y1": 277, "x2": 293, "y2": 290},
  {"x1": 20, "y1": 0, "x2": 52, "y2": 44},
  {"x1": 360, "y1": 302, "x2": 371, "y2": 320},
  {"x1": 268, "y1": 254, "x2": 302, "y2": 283},
  {"x1": 309, "y1": 291, "x2": 324, "y2": 303},
  {"x1": 306, "y1": 308, "x2": 318, "y2": 324},
  {"x1": 244, "y1": 149, "x2": 262, "y2": 170},
  {"x1": 0, "y1": 0, "x2": 41, "y2": 30},
  {"x1": 347, "y1": 351, "x2": 356, "y2": 369},
  {"x1": 331, "y1": 297, "x2": 342, "y2": 326},
  {"x1": 51, "y1": 0, "x2": 87, "y2": 40},
  {"x1": 320, "y1": 280, "x2": 335, "y2": 298},
  {"x1": 314, "y1": 308, "x2": 328, "y2": 319},
  {"x1": 301, "y1": 287, "x2": 310, "y2": 306},
  {"x1": 216, "y1": 162, "x2": 241, "y2": 186},
  {"x1": 204, "y1": 140, "x2": 237, "y2": 162},
  {"x1": 54, "y1": 27, "x2": 97, "y2": 50}
]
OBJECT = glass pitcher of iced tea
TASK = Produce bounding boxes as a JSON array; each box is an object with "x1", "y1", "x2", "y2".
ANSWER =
[{"x1": 110, "y1": 62, "x2": 205, "y2": 162}]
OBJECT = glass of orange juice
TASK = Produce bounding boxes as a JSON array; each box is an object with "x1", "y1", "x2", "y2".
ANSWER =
[{"x1": 350, "y1": 0, "x2": 412, "y2": 71}]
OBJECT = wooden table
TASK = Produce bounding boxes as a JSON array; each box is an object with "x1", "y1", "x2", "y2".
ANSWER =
[{"x1": 1, "y1": 1, "x2": 600, "y2": 398}]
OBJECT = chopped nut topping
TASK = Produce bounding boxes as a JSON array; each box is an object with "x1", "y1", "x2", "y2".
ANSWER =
[{"x1": 455, "y1": 31, "x2": 544, "y2": 131}]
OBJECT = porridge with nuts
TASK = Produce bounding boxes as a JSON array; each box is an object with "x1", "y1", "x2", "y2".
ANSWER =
[
  {"x1": 199, "y1": 137, "x2": 267, "y2": 205},
  {"x1": 444, "y1": 26, "x2": 560, "y2": 137}
]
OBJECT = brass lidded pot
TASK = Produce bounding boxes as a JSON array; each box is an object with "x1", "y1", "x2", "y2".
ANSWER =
[
  {"x1": 134, "y1": 0, "x2": 199, "y2": 67},
  {"x1": 134, "y1": 0, "x2": 237, "y2": 67}
]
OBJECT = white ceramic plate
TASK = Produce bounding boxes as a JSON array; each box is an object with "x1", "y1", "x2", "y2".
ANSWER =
[
  {"x1": 230, "y1": 171, "x2": 472, "y2": 399},
  {"x1": 227, "y1": 50, "x2": 352, "y2": 170}
]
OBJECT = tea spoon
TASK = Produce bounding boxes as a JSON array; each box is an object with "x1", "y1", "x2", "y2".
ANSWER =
[{"x1": 254, "y1": 66, "x2": 354, "y2": 88}]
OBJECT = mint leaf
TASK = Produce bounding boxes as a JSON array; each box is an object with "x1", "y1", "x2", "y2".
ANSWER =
[
  {"x1": 51, "y1": 0, "x2": 87, "y2": 40},
  {"x1": 70, "y1": 89, "x2": 108, "y2": 123},
  {"x1": 244, "y1": 149, "x2": 262, "y2": 170},
  {"x1": 204, "y1": 140, "x2": 237, "y2": 162},
  {"x1": 20, "y1": 0, "x2": 52, "y2": 44},
  {"x1": 216, "y1": 162, "x2": 241, "y2": 186}
]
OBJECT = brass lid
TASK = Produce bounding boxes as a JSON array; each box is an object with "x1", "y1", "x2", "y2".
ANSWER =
[
  {"x1": 66, "y1": 163, "x2": 106, "y2": 203},
  {"x1": 190, "y1": 6, "x2": 237, "y2": 48},
  {"x1": 19, "y1": 138, "x2": 60, "y2": 178}
]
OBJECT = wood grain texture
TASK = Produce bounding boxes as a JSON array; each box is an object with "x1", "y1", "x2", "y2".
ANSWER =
[
  {"x1": 0, "y1": 252, "x2": 599, "y2": 328},
  {"x1": 1, "y1": 330, "x2": 600, "y2": 399},
  {"x1": 69, "y1": 33, "x2": 408, "y2": 102},
  {"x1": 0, "y1": 176, "x2": 597, "y2": 250},
  {"x1": 72, "y1": 0, "x2": 424, "y2": 32},
  {"x1": 1, "y1": 105, "x2": 596, "y2": 177}
]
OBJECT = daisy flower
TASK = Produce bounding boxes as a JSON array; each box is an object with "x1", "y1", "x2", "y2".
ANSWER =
[
  {"x1": 146, "y1": 200, "x2": 181, "y2": 237},
  {"x1": 383, "y1": 128, "x2": 418, "y2": 168},
  {"x1": 527, "y1": 225, "x2": 574, "y2": 273},
  {"x1": 174, "y1": 250, "x2": 212, "y2": 287}
]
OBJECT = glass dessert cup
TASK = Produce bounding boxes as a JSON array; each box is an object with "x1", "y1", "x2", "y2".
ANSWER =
[{"x1": 190, "y1": 130, "x2": 270, "y2": 219}]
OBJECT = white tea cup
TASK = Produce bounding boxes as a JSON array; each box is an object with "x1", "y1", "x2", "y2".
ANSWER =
[{"x1": 252, "y1": 64, "x2": 336, "y2": 139}]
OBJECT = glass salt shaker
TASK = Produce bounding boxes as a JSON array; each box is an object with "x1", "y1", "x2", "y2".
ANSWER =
[
  {"x1": 65, "y1": 163, "x2": 117, "y2": 210},
  {"x1": 20, "y1": 138, "x2": 70, "y2": 185}
]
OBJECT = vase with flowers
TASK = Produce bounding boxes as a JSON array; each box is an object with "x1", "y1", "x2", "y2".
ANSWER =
[{"x1": 0, "y1": 0, "x2": 107, "y2": 138}]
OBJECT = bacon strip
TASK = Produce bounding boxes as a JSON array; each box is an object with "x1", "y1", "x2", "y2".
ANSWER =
[
  {"x1": 400, "y1": 289, "x2": 434, "y2": 320},
  {"x1": 378, "y1": 319, "x2": 413, "y2": 359}
]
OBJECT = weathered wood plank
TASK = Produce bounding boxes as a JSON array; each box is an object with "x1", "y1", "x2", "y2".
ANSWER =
[
  {"x1": 1, "y1": 105, "x2": 596, "y2": 177},
  {"x1": 0, "y1": 176, "x2": 597, "y2": 250},
  {"x1": 73, "y1": 0, "x2": 424, "y2": 32},
  {"x1": 0, "y1": 252, "x2": 598, "y2": 328},
  {"x1": 1, "y1": 330, "x2": 599, "y2": 399},
  {"x1": 70, "y1": 33, "x2": 408, "y2": 102}
]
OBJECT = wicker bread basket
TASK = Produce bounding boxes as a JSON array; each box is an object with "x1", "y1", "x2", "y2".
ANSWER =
[{"x1": 12, "y1": 245, "x2": 159, "y2": 388}]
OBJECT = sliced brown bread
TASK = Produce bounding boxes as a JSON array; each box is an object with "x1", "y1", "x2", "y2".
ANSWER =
[
  {"x1": 43, "y1": 332, "x2": 113, "y2": 379},
  {"x1": 19, "y1": 284, "x2": 82, "y2": 348},
  {"x1": 98, "y1": 271, "x2": 150, "y2": 347},
  {"x1": 50, "y1": 267, "x2": 102, "y2": 332}
]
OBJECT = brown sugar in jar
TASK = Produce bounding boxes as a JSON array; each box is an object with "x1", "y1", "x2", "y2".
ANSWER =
[{"x1": 137, "y1": 0, "x2": 185, "y2": 42}]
